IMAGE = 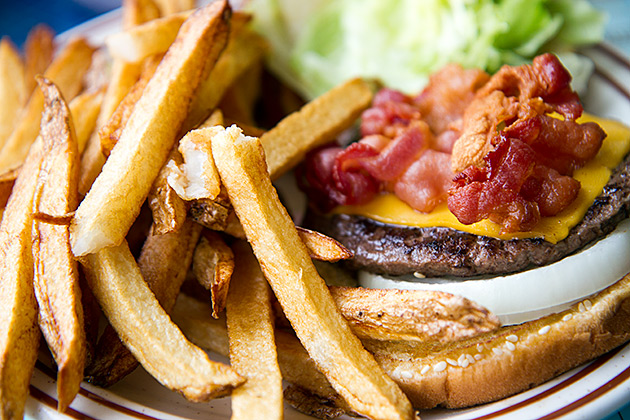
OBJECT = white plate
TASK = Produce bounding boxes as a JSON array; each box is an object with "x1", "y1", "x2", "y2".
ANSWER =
[{"x1": 25, "y1": 9, "x2": 630, "y2": 420}]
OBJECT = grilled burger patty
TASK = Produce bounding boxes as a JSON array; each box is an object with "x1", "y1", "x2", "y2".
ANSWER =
[{"x1": 306, "y1": 153, "x2": 630, "y2": 278}]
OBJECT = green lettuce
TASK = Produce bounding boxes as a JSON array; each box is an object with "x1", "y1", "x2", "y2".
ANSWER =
[{"x1": 247, "y1": 0, "x2": 606, "y2": 100}]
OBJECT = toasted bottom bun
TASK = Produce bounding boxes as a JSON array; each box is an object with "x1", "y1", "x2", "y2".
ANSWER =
[{"x1": 363, "y1": 271, "x2": 630, "y2": 409}]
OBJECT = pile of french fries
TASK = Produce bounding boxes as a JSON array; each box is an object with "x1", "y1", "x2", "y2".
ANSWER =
[{"x1": 0, "y1": 1, "x2": 501, "y2": 419}]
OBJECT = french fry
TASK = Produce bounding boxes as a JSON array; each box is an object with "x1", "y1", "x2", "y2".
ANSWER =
[
  {"x1": 23, "y1": 24, "x2": 55, "y2": 95},
  {"x1": 31, "y1": 77, "x2": 85, "y2": 412},
  {"x1": 149, "y1": 110, "x2": 224, "y2": 234},
  {"x1": 210, "y1": 125, "x2": 414, "y2": 420},
  {"x1": 0, "y1": 139, "x2": 44, "y2": 420},
  {"x1": 166, "y1": 127, "x2": 222, "y2": 201},
  {"x1": 107, "y1": 11, "x2": 192, "y2": 63},
  {"x1": 71, "y1": 1, "x2": 231, "y2": 257},
  {"x1": 192, "y1": 230, "x2": 234, "y2": 318},
  {"x1": 69, "y1": 88, "x2": 104, "y2": 154},
  {"x1": 0, "y1": 37, "x2": 95, "y2": 175},
  {"x1": 297, "y1": 227, "x2": 353, "y2": 262},
  {"x1": 81, "y1": 239, "x2": 243, "y2": 401},
  {"x1": 261, "y1": 78, "x2": 374, "y2": 180},
  {"x1": 330, "y1": 286, "x2": 500, "y2": 342},
  {"x1": 154, "y1": 0, "x2": 195, "y2": 16},
  {"x1": 99, "y1": 55, "x2": 161, "y2": 157},
  {"x1": 226, "y1": 241, "x2": 283, "y2": 420},
  {"x1": 86, "y1": 219, "x2": 202, "y2": 386},
  {"x1": 184, "y1": 25, "x2": 267, "y2": 130},
  {"x1": 171, "y1": 293, "x2": 348, "y2": 410},
  {"x1": 0, "y1": 38, "x2": 27, "y2": 150},
  {"x1": 78, "y1": 0, "x2": 160, "y2": 196},
  {"x1": 122, "y1": 0, "x2": 161, "y2": 29}
]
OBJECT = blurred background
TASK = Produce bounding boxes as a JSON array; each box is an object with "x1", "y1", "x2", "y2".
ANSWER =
[{"x1": 0, "y1": 0, "x2": 628, "y2": 55}]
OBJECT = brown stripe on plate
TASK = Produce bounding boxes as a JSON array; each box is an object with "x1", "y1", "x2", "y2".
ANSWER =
[
  {"x1": 597, "y1": 43, "x2": 630, "y2": 71},
  {"x1": 29, "y1": 385, "x2": 97, "y2": 420},
  {"x1": 593, "y1": 66, "x2": 630, "y2": 102},
  {"x1": 35, "y1": 361, "x2": 161, "y2": 420},
  {"x1": 471, "y1": 346, "x2": 623, "y2": 419},
  {"x1": 538, "y1": 362, "x2": 630, "y2": 419}
]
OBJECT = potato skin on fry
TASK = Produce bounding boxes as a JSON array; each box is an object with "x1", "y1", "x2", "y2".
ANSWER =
[
  {"x1": 210, "y1": 125, "x2": 414, "y2": 420},
  {"x1": 330, "y1": 286, "x2": 500, "y2": 342},
  {"x1": 0, "y1": 139, "x2": 44, "y2": 420},
  {"x1": 32, "y1": 77, "x2": 85, "y2": 412}
]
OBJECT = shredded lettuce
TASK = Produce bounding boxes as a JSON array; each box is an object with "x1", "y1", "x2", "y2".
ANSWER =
[{"x1": 247, "y1": 0, "x2": 606, "y2": 100}]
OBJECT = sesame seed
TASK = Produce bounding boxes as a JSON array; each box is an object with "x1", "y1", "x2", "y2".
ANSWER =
[
  {"x1": 401, "y1": 371, "x2": 413, "y2": 379},
  {"x1": 460, "y1": 359, "x2": 470, "y2": 368},
  {"x1": 447, "y1": 358, "x2": 458, "y2": 366},
  {"x1": 538, "y1": 325, "x2": 551, "y2": 335},
  {"x1": 506, "y1": 334, "x2": 518, "y2": 343},
  {"x1": 492, "y1": 348, "x2": 503, "y2": 356},
  {"x1": 434, "y1": 361, "x2": 447, "y2": 372},
  {"x1": 457, "y1": 354, "x2": 467, "y2": 365},
  {"x1": 474, "y1": 354, "x2": 483, "y2": 361},
  {"x1": 562, "y1": 313, "x2": 573, "y2": 322},
  {"x1": 476, "y1": 344, "x2": 484, "y2": 353},
  {"x1": 506, "y1": 342, "x2": 516, "y2": 351},
  {"x1": 466, "y1": 354, "x2": 475, "y2": 364},
  {"x1": 578, "y1": 302, "x2": 585, "y2": 313},
  {"x1": 413, "y1": 272, "x2": 425, "y2": 279},
  {"x1": 420, "y1": 365, "x2": 430, "y2": 375},
  {"x1": 584, "y1": 299, "x2": 593, "y2": 310}
]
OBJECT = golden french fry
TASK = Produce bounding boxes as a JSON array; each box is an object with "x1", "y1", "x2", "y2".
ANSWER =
[
  {"x1": 210, "y1": 125, "x2": 414, "y2": 420},
  {"x1": 171, "y1": 293, "x2": 347, "y2": 410},
  {"x1": 69, "y1": 88, "x2": 104, "y2": 155},
  {"x1": 122, "y1": 0, "x2": 161, "y2": 30},
  {"x1": 226, "y1": 241, "x2": 283, "y2": 420},
  {"x1": 99, "y1": 55, "x2": 161, "y2": 157},
  {"x1": 166, "y1": 126, "x2": 222, "y2": 201},
  {"x1": 32, "y1": 77, "x2": 85, "y2": 412},
  {"x1": 0, "y1": 139, "x2": 44, "y2": 420},
  {"x1": 261, "y1": 78, "x2": 374, "y2": 180},
  {"x1": 78, "y1": 266, "x2": 100, "y2": 369},
  {"x1": 329, "y1": 286, "x2": 500, "y2": 342},
  {"x1": 192, "y1": 230, "x2": 234, "y2": 318},
  {"x1": 184, "y1": 25, "x2": 267, "y2": 130},
  {"x1": 86, "y1": 219, "x2": 202, "y2": 386},
  {"x1": 0, "y1": 37, "x2": 95, "y2": 175},
  {"x1": 78, "y1": 0, "x2": 160, "y2": 196},
  {"x1": 107, "y1": 11, "x2": 192, "y2": 63},
  {"x1": 80, "y1": 239, "x2": 243, "y2": 401},
  {"x1": 297, "y1": 227, "x2": 353, "y2": 262},
  {"x1": 154, "y1": 0, "x2": 194, "y2": 16},
  {"x1": 149, "y1": 109, "x2": 225, "y2": 235},
  {"x1": 0, "y1": 38, "x2": 27, "y2": 150},
  {"x1": 71, "y1": 1, "x2": 231, "y2": 257},
  {"x1": 23, "y1": 24, "x2": 55, "y2": 94}
]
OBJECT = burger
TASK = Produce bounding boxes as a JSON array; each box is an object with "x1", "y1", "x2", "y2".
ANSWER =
[{"x1": 295, "y1": 52, "x2": 630, "y2": 409}]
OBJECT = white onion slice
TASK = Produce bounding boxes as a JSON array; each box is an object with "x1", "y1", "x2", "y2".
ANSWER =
[{"x1": 359, "y1": 218, "x2": 630, "y2": 325}]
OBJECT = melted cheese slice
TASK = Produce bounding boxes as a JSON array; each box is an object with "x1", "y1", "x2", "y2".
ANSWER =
[{"x1": 335, "y1": 115, "x2": 630, "y2": 244}]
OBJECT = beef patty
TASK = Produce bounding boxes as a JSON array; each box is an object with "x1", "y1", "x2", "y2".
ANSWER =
[{"x1": 305, "y1": 153, "x2": 630, "y2": 277}]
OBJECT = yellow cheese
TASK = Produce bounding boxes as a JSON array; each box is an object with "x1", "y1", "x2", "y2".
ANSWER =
[{"x1": 335, "y1": 115, "x2": 630, "y2": 244}]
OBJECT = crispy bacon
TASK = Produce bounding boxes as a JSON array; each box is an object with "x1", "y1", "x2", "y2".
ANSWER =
[
  {"x1": 448, "y1": 135, "x2": 581, "y2": 232},
  {"x1": 394, "y1": 150, "x2": 453, "y2": 213},
  {"x1": 300, "y1": 54, "x2": 604, "y2": 233}
]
